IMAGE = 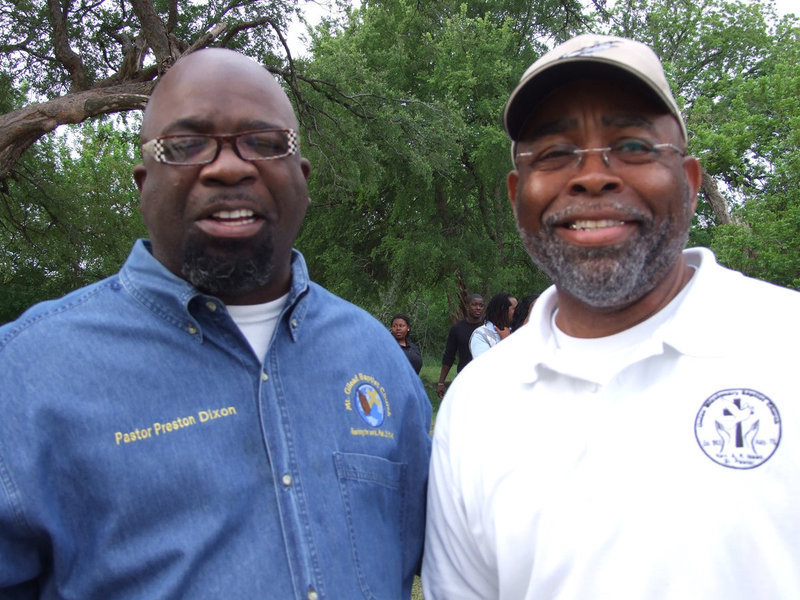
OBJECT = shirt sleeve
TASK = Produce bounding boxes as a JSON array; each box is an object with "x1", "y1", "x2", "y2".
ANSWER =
[
  {"x1": 469, "y1": 326, "x2": 491, "y2": 359},
  {"x1": 441, "y1": 326, "x2": 458, "y2": 367},
  {"x1": 421, "y1": 389, "x2": 496, "y2": 599}
]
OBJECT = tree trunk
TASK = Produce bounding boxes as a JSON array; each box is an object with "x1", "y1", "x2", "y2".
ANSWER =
[{"x1": 701, "y1": 167, "x2": 732, "y2": 225}]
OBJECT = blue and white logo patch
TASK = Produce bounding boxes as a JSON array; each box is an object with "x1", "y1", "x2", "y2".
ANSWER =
[
  {"x1": 354, "y1": 382, "x2": 386, "y2": 427},
  {"x1": 695, "y1": 388, "x2": 781, "y2": 469}
]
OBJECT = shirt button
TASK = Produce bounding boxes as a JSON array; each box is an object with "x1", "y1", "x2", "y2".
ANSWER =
[
  {"x1": 205, "y1": 301, "x2": 218, "y2": 312},
  {"x1": 187, "y1": 324, "x2": 197, "y2": 335},
  {"x1": 307, "y1": 588, "x2": 318, "y2": 600},
  {"x1": 282, "y1": 474, "x2": 292, "y2": 487},
  {"x1": 261, "y1": 371, "x2": 269, "y2": 381},
  {"x1": 291, "y1": 318, "x2": 298, "y2": 328}
]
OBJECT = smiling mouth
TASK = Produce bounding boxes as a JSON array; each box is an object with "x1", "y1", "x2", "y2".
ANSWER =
[{"x1": 567, "y1": 219, "x2": 626, "y2": 231}]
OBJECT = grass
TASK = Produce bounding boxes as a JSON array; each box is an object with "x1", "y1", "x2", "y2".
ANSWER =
[
  {"x1": 418, "y1": 357, "x2": 450, "y2": 421},
  {"x1": 412, "y1": 576, "x2": 424, "y2": 599}
]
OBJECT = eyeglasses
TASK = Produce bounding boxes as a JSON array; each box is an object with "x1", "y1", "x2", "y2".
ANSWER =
[
  {"x1": 141, "y1": 129, "x2": 298, "y2": 166},
  {"x1": 515, "y1": 139, "x2": 684, "y2": 172}
]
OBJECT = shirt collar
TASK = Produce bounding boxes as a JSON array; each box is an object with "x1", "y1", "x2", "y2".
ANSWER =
[
  {"x1": 119, "y1": 239, "x2": 311, "y2": 337},
  {"x1": 516, "y1": 247, "x2": 730, "y2": 384}
]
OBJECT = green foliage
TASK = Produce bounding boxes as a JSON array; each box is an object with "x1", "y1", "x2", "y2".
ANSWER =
[
  {"x1": 0, "y1": 120, "x2": 145, "y2": 322},
  {"x1": 297, "y1": 0, "x2": 556, "y2": 341}
]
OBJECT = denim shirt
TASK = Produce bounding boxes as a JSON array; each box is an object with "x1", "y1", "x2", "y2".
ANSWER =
[{"x1": 0, "y1": 240, "x2": 432, "y2": 600}]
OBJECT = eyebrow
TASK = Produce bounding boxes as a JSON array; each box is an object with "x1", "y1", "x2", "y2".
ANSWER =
[
  {"x1": 525, "y1": 118, "x2": 578, "y2": 141},
  {"x1": 160, "y1": 118, "x2": 285, "y2": 135},
  {"x1": 523, "y1": 112, "x2": 657, "y2": 142},
  {"x1": 601, "y1": 114, "x2": 656, "y2": 131}
]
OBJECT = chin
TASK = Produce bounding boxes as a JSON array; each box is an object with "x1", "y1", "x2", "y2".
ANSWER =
[{"x1": 181, "y1": 235, "x2": 275, "y2": 297}]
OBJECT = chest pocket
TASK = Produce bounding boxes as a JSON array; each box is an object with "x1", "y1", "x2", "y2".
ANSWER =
[{"x1": 333, "y1": 451, "x2": 408, "y2": 600}]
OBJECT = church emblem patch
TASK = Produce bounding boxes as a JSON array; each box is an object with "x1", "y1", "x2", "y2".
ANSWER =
[
  {"x1": 354, "y1": 382, "x2": 385, "y2": 427},
  {"x1": 695, "y1": 388, "x2": 781, "y2": 469}
]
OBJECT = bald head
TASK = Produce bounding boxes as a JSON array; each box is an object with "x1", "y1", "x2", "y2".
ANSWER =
[{"x1": 141, "y1": 49, "x2": 298, "y2": 141}]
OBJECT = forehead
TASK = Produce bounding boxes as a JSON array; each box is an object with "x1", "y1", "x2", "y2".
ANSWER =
[
  {"x1": 143, "y1": 51, "x2": 295, "y2": 136},
  {"x1": 520, "y1": 80, "x2": 679, "y2": 141}
]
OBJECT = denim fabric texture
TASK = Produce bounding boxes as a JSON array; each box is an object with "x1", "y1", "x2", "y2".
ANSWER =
[{"x1": 0, "y1": 240, "x2": 432, "y2": 599}]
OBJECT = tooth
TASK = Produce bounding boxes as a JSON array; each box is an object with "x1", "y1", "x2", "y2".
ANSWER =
[
  {"x1": 214, "y1": 209, "x2": 255, "y2": 219},
  {"x1": 569, "y1": 220, "x2": 624, "y2": 230}
]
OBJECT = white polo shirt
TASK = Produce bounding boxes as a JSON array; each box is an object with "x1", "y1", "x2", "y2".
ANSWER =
[{"x1": 423, "y1": 248, "x2": 800, "y2": 599}]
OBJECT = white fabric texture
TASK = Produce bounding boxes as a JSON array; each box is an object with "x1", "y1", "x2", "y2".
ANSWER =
[
  {"x1": 227, "y1": 293, "x2": 288, "y2": 361},
  {"x1": 469, "y1": 321, "x2": 502, "y2": 359},
  {"x1": 423, "y1": 248, "x2": 800, "y2": 600}
]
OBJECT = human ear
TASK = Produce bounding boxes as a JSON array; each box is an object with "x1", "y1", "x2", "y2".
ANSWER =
[
  {"x1": 682, "y1": 156, "x2": 702, "y2": 214},
  {"x1": 507, "y1": 170, "x2": 520, "y2": 215},
  {"x1": 133, "y1": 163, "x2": 147, "y2": 193}
]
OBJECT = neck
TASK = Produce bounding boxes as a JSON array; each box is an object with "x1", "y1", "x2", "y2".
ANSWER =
[{"x1": 554, "y1": 257, "x2": 694, "y2": 338}]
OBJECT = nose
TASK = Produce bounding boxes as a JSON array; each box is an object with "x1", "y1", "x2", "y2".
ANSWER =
[
  {"x1": 199, "y1": 140, "x2": 258, "y2": 186},
  {"x1": 567, "y1": 150, "x2": 623, "y2": 196}
]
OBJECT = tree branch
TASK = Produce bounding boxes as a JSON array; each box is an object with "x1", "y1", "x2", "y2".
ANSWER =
[
  {"x1": 48, "y1": 0, "x2": 90, "y2": 90},
  {"x1": 128, "y1": 0, "x2": 180, "y2": 71},
  {"x1": 0, "y1": 82, "x2": 154, "y2": 180}
]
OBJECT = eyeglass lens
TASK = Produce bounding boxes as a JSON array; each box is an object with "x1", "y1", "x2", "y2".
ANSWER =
[
  {"x1": 517, "y1": 141, "x2": 680, "y2": 172},
  {"x1": 155, "y1": 130, "x2": 294, "y2": 165}
]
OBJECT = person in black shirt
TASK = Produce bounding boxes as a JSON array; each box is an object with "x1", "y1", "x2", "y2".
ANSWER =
[
  {"x1": 391, "y1": 313, "x2": 423, "y2": 374},
  {"x1": 436, "y1": 294, "x2": 484, "y2": 398}
]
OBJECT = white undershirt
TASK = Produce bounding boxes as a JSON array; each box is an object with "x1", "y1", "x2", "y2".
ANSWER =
[{"x1": 226, "y1": 293, "x2": 288, "y2": 362}]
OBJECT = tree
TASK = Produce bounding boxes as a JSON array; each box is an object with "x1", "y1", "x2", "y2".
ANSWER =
[
  {"x1": 295, "y1": 0, "x2": 577, "y2": 335},
  {"x1": 0, "y1": 0, "x2": 304, "y2": 181}
]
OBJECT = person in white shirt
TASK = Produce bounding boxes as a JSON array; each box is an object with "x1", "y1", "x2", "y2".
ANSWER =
[
  {"x1": 469, "y1": 292, "x2": 518, "y2": 358},
  {"x1": 422, "y1": 33, "x2": 800, "y2": 600}
]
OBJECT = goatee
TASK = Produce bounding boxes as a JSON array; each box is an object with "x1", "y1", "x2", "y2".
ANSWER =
[
  {"x1": 517, "y1": 191, "x2": 692, "y2": 308},
  {"x1": 181, "y1": 235, "x2": 274, "y2": 298}
]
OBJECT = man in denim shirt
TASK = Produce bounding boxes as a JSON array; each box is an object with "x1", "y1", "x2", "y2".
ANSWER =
[{"x1": 0, "y1": 49, "x2": 431, "y2": 599}]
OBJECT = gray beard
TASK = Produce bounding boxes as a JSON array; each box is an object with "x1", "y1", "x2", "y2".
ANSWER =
[
  {"x1": 181, "y1": 235, "x2": 274, "y2": 298},
  {"x1": 517, "y1": 192, "x2": 692, "y2": 308}
]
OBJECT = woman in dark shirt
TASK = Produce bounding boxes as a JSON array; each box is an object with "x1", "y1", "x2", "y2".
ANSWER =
[{"x1": 390, "y1": 314, "x2": 423, "y2": 374}]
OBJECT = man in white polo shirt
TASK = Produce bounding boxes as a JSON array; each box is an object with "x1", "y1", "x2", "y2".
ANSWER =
[{"x1": 423, "y1": 33, "x2": 800, "y2": 599}]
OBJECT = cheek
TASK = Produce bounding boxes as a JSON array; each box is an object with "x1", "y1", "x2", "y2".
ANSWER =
[
  {"x1": 139, "y1": 172, "x2": 193, "y2": 236},
  {"x1": 635, "y1": 168, "x2": 687, "y2": 219},
  {"x1": 514, "y1": 176, "x2": 554, "y2": 233}
]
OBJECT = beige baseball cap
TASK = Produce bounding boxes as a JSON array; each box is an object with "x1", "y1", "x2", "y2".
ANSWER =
[{"x1": 504, "y1": 34, "x2": 687, "y2": 150}]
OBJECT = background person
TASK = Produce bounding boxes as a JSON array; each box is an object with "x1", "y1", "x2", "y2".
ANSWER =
[
  {"x1": 510, "y1": 293, "x2": 539, "y2": 332},
  {"x1": 0, "y1": 48, "x2": 431, "y2": 600},
  {"x1": 423, "y1": 34, "x2": 800, "y2": 599},
  {"x1": 391, "y1": 313, "x2": 423, "y2": 374},
  {"x1": 468, "y1": 292, "x2": 517, "y2": 358},
  {"x1": 436, "y1": 293, "x2": 483, "y2": 398}
]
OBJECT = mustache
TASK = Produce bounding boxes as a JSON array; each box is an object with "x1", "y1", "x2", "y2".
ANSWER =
[
  {"x1": 542, "y1": 202, "x2": 652, "y2": 229},
  {"x1": 202, "y1": 191, "x2": 264, "y2": 205}
]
